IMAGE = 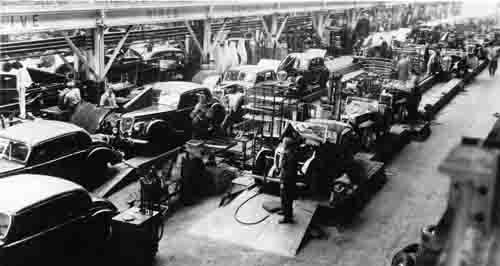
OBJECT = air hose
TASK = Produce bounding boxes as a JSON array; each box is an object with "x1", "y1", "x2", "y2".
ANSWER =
[{"x1": 233, "y1": 191, "x2": 272, "y2": 225}]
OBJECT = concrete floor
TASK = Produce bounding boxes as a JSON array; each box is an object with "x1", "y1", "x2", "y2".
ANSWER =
[{"x1": 154, "y1": 68, "x2": 499, "y2": 266}]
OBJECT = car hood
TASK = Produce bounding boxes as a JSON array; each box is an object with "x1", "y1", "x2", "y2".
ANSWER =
[
  {"x1": 121, "y1": 104, "x2": 175, "y2": 118},
  {"x1": 71, "y1": 103, "x2": 114, "y2": 134},
  {"x1": 0, "y1": 159, "x2": 24, "y2": 174},
  {"x1": 218, "y1": 81, "x2": 252, "y2": 89}
]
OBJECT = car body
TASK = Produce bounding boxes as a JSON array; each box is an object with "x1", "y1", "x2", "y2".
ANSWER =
[
  {"x1": 277, "y1": 49, "x2": 330, "y2": 89},
  {"x1": 104, "y1": 46, "x2": 186, "y2": 85},
  {"x1": 0, "y1": 174, "x2": 117, "y2": 266},
  {"x1": 0, "y1": 120, "x2": 121, "y2": 190},
  {"x1": 117, "y1": 81, "x2": 225, "y2": 151},
  {"x1": 211, "y1": 65, "x2": 277, "y2": 98},
  {"x1": 0, "y1": 66, "x2": 63, "y2": 116}
]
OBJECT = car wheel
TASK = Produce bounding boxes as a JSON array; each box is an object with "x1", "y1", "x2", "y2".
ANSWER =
[
  {"x1": 147, "y1": 121, "x2": 174, "y2": 152},
  {"x1": 87, "y1": 150, "x2": 114, "y2": 188},
  {"x1": 391, "y1": 250, "x2": 416, "y2": 266},
  {"x1": 210, "y1": 102, "x2": 227, "y2": 126}
]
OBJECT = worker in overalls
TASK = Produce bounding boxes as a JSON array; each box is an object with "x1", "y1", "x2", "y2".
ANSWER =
[
  {"x1": 99, "y1": 84, "x2": 118, "y2": 108},
  {"x1": 407, "y1": 69, "x2": 421, "y2": 123},
  {"x1": 190, "y1": 94, "x2": 210, "y2": 139},
  {"x1": 278, "y1": 136, "x2": 299, "y2": 224}
]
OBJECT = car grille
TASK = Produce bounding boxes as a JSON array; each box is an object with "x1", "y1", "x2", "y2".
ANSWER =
[{"x1": 120, "y1": 117, "x2": 134, "y2": 134}]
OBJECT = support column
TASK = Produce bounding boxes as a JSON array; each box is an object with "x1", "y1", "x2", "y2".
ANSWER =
[
  {"x1": 202, "y1": 19, "x2": 211, "y2": 64},
  {"x1": 270, "y1": 14, "x2": 278, "y2": 39},
  {"x1": 312, "y1": 12, "x2": 327, "y2": 44},
  {"x1": 73, "y1": 54, "x2": 80, "y2": 80},
  {"x1": 93, "y1": 26, "x2": 105, "y2": 81}
]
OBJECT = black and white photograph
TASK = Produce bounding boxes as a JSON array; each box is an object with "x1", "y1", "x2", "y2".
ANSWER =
[{"x1": 0, "y1": 0, "x2": 499, "y2": 265}]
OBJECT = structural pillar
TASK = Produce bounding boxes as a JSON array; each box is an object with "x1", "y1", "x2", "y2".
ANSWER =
[
  {"x1": 73, "y1": 53, "x2": 80, "y2": 80},
  {"x1": 270, "y1": 14, "x2": 278, "y2": 39},
  {"x1": 202, "y1": 19, "x2": 211, "y2": 64},
  {"x1": 93, "y1": 25, "x2": 105, "y2": 81}
]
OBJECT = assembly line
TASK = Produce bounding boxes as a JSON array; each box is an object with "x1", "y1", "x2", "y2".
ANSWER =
[{"x1": 1, "y1": 1, "x2": 500, "y2": 266}]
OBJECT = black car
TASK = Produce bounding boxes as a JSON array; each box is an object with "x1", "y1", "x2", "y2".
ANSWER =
[
  {"x1": 0, "y1": 174, "x2": 117, "y2": 266},
  {"x1": 277, "y1": 49, "x2": 330, "y2": 89},
  {"x1": 117, "y1": 81, "x2": 225, "y2": 152},
  {"x1": 0, "y1": 120, "x2": 122, "y2": 190}
]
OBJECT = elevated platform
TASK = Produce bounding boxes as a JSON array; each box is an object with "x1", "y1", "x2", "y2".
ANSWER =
[{"x1": 189, "y1": 187, "x2": 317, "y2": 257}]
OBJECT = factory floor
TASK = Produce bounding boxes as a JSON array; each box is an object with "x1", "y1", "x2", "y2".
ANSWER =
[{"x1": 153, "y1": 68, "x2": 499, "y2": 266}]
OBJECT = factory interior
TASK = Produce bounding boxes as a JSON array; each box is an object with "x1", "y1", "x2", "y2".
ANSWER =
[{"x1": 1, "y1": 1, "x2": 500, "y2": 265}]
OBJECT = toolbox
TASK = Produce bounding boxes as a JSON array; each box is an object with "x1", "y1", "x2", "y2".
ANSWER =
[{"x1": 111, "y1": 206, "x2": 162, "y2": 266}]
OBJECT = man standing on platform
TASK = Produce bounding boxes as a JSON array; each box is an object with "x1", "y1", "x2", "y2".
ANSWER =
[
  {"x1": 278, "y1": 136, "x2": 299, "y2": 224},
  {"x1": 488, "y1": 47, "x2": 499, "y2": 77}
]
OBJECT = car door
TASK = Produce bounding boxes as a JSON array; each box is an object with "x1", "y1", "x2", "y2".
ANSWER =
[
  {"x1": 26, "y1": 134, "x2": 90, "y2": 185},
  {"x1": 3, "y1": 192, "x2": 92, "y2": 265}
]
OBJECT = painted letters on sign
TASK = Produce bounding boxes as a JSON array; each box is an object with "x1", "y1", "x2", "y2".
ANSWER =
[{"x1": 0, "y1": 15, "x2": 40, "y2": 29}]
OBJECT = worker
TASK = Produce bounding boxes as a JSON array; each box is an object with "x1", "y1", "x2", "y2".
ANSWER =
[
  {"x1": 489, "y1": 48, "x2": 499, "y2": 77},
  {"x1": 221, "y1": 88, "x2": 244, "y2": 135},
  {"x1": 99, "y1": 84, "x2": 118, "y2": 108},
  {"x1": 426, "y1": 49, "x2": 440, "y2": 76},
  {"x1": 396, "y1": 54, "x2": 411, "y2": 81},
  {"x1": 278, "y1": 136, "x2": 299, "y2": 224},
  {"x1": 465, "y1": 53, "x2": 479, "y2": 72},
  {"x1": 407, "y1": 69, "x2": 422, "y2": 123},
  {"x1": 423, "y1": 42, "x2": 431, "y2": 73},
  {"x1": 190, "y1": 93, "x2": 210, "y2": 139},
  {"x1": 59, "y1": 81, "x2": 81, "y2": 111}
]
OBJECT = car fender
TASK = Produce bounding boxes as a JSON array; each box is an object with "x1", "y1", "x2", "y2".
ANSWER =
[
  {"x1": 87, "y1": 146, "x2": 121, "y2": 165},
  {"x1": 145, "y1": 119, "x2": 170, "y2": 138},
  {"x1": 301, "y1": 151, "x2": 316, "y2": 177},
  {"x1": 209, "y1": 102, "x2": 227, "y2": 125}
]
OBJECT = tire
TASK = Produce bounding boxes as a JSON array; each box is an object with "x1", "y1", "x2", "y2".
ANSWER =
[
  {"x1": 253, "y1": 148, "x2": 274, "y2": 176},
  {"x1": 210, "y1": 102, "x2": 227, "y2": 126},
  {"x1": 416, "y1": 125, "x2": 431, "y2": 141},
  {"x1": 147, "y1": 121, "x2": 174, "y2": 152},
  {"x1": 391, "y1": 250, "x2": 417, "y2": 266},
  {"x1": 87, "y1": 149, "x2": 115, "y2": 188}
]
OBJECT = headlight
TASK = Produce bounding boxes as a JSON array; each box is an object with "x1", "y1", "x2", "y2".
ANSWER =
[
  {"x1": 112, "y1": 127, "x2": 118, "y2": 135},
  {"x1": 133, "y1": 122, "x2": 145, "y2": 132},
  {"x1": 120, "y1": 117, "x2": 135, "y2": 134}
]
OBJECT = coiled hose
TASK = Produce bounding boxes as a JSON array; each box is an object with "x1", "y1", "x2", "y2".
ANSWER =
[{"x1": 233, "y1": 191, "x2": 272, "y2": 225}]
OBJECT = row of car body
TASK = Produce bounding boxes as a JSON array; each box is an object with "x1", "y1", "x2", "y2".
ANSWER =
[{"x1": 0, "y1": 47, "x2": 354, "y2": 266}]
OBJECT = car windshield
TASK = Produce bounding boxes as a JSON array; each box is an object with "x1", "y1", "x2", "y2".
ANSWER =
[
  {"x1": 0, "y1": 138, "x2": 29, "y2": 163},
  {"x1": 223, "y1": 70, "x2": 255, "y2": 83},
  {"x1": 157, "y1": 88, "x2": 182, "y2": 109}
]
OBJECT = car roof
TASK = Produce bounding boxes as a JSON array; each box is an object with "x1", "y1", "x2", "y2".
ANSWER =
[
  {"x1": 0, "y1": 174, "x2": 86, "y2": 215},
  {"x1": 0, "y1": 120, "x2": 87, "y2": 146},
  {"x1": 143, "y1": 47, "x2": 183, "y2": 59},
  {"x1": 145, "y1": 81, "x2": 207, "y2": 94},
  {"x1": 227, "y1": 65, "x2": 273, "y2": 73}
]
